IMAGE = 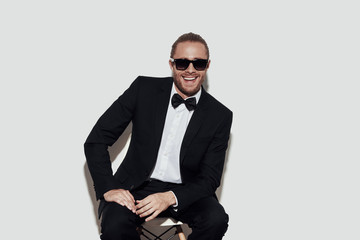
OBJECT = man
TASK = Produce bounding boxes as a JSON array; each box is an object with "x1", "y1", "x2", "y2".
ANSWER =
[{"x1": 84, "y1": 32, "x2": 233, "y2": 240}]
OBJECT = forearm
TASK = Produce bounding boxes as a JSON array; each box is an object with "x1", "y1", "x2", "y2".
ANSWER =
[{"x1": 84, "y1": 141, "x2": 117, "y2": 199}]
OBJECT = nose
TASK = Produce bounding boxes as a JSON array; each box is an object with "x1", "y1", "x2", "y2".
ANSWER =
[{"x1": 186, "y1": 62, "x2": 196, "y2": 73}]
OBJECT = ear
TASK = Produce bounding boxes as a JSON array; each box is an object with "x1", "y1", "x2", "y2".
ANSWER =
[
  {"x1": 169, "y1": 59, "x2": 175, "y2": 70},
  {"x1": 206, "y1": 59, "x2": 211, "y2": 69}
]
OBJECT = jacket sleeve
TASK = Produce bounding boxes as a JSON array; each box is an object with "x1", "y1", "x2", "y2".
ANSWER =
[
  {"x1": 172, "y1": 110, "x2": 233, "y2": 213},
  {"x1": 84, "y1": 77, "x2": 140, "y2": 200}
]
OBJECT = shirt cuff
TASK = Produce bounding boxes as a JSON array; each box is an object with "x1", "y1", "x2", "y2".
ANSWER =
[{"x1": 170, "y1": 191, "x2": 178, "y2": 208}]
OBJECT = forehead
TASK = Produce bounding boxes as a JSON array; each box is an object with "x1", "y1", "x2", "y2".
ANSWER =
[{"x1": 173, "y1": 41, "x2": 208, "y2": 59}]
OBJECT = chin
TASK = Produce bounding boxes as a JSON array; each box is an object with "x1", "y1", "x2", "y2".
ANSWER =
[
  {"x1": 180, "y1": 86, "x2": 201, "y2": 97},
  {"x1": 173, "y1": 74, "x2": 204, "y2": 97}
]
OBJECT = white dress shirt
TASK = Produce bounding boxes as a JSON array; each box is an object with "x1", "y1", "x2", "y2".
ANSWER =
[{"x1": 150, "y1": 84, "x2": 201, "y2": 184}]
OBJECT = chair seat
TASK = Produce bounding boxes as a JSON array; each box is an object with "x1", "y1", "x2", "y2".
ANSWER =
[
  {"x1": 144, "y1": 217, "x2": 183, "y2": 227},
  {"x1": 138, "y1": 217, "x2": 187, "y2": 240}
]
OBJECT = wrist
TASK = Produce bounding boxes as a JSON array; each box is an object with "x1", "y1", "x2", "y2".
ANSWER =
[
  {"x1": 167, "y1": 191, "x2": 178, "y2": 207},
  {"x1": 166, "y1": 191, "x2": 176, "y2": 206}
]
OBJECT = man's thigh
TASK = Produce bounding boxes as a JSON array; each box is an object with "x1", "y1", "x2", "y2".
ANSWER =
[
  {"x1": 100, "y1": 202, "x2": 145, "y2": 240},
  {"x1": 101, "y1": 201, "x2": 144, "y2": 227},
  {"x1": 176, "y1": 196, "x2": 228, "y2": 223}
]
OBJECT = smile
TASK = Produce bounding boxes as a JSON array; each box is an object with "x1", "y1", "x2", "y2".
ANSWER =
[{"x1": 183, "y1": 76, "x2": 197, "y2": 81}]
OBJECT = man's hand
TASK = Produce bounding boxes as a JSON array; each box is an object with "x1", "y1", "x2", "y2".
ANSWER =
[
  {"x1": 103, "y1": 189, "x2": 136, "y2": 213},
  {"x1": 135, "y1": 191, "x2": 176, "y2": 222}
]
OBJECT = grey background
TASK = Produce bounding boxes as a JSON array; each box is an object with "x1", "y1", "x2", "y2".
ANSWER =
[{"x1": 1, "y1": 0, "x2": 359, "y2": 239}]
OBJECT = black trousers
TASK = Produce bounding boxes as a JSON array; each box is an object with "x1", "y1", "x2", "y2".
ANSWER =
[{"x1": 100, "y1": 180, "x2": 229, "y2": 240}]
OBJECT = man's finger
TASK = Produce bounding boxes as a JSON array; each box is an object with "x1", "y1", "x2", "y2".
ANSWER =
[
  {"x1": 126, "y1": 203, "x2": 136, "y2": 213},
  {"x1": 136, "y1": 203, "x2": 153, "y2": 215},
  {"x1": 123, "y1": 190, "x2": 135, "y2": 203},
  {"x1": 139, "y1": 207, "x2": 155, "y2": 218},
  {"x1": 118, "y1": 190, "x2": 134, "y2": 203},
  {"x1": 115, "y1": 199, "x2": 126, "y2": 206},
  {"x1": 135, "y1": 198, "x2": 151, "y2": 210},
  {"x1": 115, "y1": 199, "x2": 136, "y2": 213},
  {"x1": 145, "y1": 210, "x2": 160, "y2": 222}
]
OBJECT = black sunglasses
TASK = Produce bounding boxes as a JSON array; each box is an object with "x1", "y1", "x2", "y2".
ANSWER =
[{"x1": 170, "y1": 58, "x2": 209, "y2": 71}]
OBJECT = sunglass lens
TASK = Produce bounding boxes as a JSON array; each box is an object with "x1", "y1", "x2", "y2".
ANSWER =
[
  {"x1": 193, "y1": 59, "x2": 208, "y2": 71},
  {"x1": 175, "y1": 59, "x2": 190, "y2": 70}
]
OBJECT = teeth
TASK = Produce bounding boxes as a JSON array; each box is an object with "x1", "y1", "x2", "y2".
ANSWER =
[{"x1": 183, "y1": 77, "x2": 196, "y2": 81}]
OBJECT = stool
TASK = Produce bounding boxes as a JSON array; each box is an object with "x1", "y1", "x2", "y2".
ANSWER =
[{"x1": 137, "y1": 217, "x2": 187, "y2": 240}]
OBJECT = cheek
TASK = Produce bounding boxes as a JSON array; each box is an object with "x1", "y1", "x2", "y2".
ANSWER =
[
  {"x1": 197, "y1": 74, "x2": 206, "y2": 84},
  {"x1": 175, "y1": 73, "x2": 185, "y2": 82},
  {"x1": 174, "y1": 74, "x2": 182, "y2": 82},
  {"x1": 172, "y1": 71, "x2": 180, "y2": 78}
]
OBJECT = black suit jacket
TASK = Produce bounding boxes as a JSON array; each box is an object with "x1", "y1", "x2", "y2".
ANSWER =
[{"x1": 84, "y1": 76, "x2": 232, "y2": 214}]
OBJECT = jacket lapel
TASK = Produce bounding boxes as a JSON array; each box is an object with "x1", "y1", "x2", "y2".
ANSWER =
[
  {"x1": 153, "y1": 78, "x2": 173, "y2": 147},
  {"x1": 180, "y1": 88, "x2": 210, "y2": 164}
]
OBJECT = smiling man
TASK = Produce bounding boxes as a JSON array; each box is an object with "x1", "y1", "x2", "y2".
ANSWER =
[
  {"x1": 170, "y1": 40, "x2": 209, "y2": 98},
  {"x1": 84, "y1": 32, "x2": 233, "y2": 240}
]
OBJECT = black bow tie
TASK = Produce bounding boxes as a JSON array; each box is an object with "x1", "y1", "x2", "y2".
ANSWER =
[{"x1": 171, "y1": 94, "x2": 197, "y2": 111}]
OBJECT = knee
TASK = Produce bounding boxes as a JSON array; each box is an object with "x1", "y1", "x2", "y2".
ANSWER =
[
  {"x1": 189, "y1": 208, "x2": 229, "y2": 240},
  {"x1": 181, "y1": 198, "x2": 230, "y2": 238},
  {"x1": 193, "y1": 205, "x2": 229, "y2": 234},
  {"x1": 206, "y1": 209, "x2": 229, "y2": 233},
  {"x1": 101, "y1": 213, "x2": 129, "y2": 239},
  {"x1": 100, "y1": 203, "x2": 138, "y2": 240},
  {"x1": 101, "y1": 214, "x2": 129, "y2": 235}
]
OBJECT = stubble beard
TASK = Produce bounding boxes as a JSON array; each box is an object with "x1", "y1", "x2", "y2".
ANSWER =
[{"x1": 173, "y1": 74, "x2": 204, "y2": 98}]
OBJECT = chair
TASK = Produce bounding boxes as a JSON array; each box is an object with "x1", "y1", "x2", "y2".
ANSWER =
[{"x1": 137, "y1": 217, "x2": 187, "y2": 240}]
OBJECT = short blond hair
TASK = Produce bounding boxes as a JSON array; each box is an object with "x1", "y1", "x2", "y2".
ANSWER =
[{"x1": 170, "y1": 32, "x2": 209, "y2": 59}]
